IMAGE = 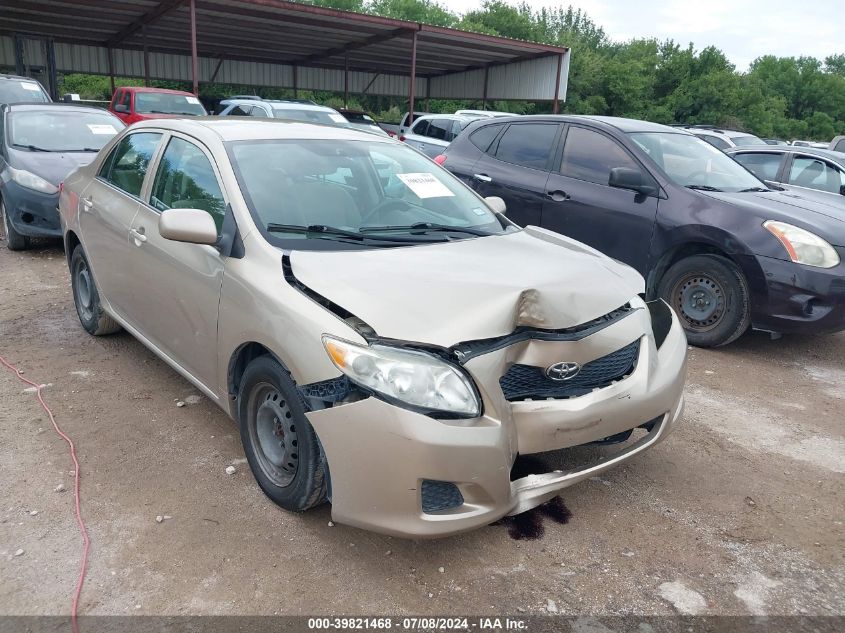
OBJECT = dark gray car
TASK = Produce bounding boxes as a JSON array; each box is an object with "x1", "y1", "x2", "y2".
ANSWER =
[
  {"x1": 440, "y1": 115, "x2": 845, "y2": 347},
  {"x1": 1, "y1": 103, "x2": 124, "y2": 249}
]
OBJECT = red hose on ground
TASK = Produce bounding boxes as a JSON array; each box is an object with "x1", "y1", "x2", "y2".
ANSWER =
[{"x1": 0, "y1": 354, "x2": 89, "y2": 633}]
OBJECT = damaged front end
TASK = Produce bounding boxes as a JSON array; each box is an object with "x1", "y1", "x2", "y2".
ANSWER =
[{"x1": 284, "y1": 231, "x2": 686, "y2": 538}]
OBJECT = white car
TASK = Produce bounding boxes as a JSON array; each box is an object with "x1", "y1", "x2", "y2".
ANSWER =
[{"x1": 401, "y1": 113, "x2": 481, "y2": 158}]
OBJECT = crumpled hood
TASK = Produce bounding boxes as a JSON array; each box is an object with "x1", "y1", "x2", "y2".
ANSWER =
[
  {"x1": 289, "y1": 227, "x2": 645, "y2": 347},
  {"x1": 9, "y1": 148, "x2": 98, "y2": 186}
]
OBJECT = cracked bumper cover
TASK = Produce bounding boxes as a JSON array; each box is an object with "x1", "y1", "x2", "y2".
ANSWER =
[{"x1": 306, "y1": 303, "x2": 687, "y2": 538}]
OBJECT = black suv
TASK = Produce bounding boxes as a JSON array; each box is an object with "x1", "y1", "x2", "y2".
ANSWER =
[{"x1": 440, "y1": 115, "x2": 845, "y2": 346}]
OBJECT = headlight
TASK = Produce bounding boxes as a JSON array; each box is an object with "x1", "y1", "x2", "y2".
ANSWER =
[
  {"x1": 9, "y1": 167, "x2": 58, "y2": 194},
  {"x1": 763, "y1": 221, "x2": 840, "y2": 269},
  {"x1": 322, "y1": 335, "x2": 481, "y2": 417}
]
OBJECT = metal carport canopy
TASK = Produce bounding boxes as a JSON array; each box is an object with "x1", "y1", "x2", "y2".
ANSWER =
[{"x1": 0, "y1": 0, "x2": 570, "y2": 109}]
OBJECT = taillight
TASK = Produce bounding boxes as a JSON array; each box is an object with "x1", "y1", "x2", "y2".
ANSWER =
[
  {"x1": 433, "y1": 154, "x2": 447, "y2": 166},
  {"x1": 58, "y1": 181, "x2": 64, "y2": 194},
  {"x1": 398, "y1": 135, "x2": 406, "y2": 142}
]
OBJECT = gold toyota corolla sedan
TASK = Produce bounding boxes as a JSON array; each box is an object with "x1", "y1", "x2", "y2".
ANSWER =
[{"x1": 58, "y1": 118, "x2": 686, "y2": 538}]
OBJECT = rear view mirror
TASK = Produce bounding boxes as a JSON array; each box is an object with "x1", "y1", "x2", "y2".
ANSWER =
[
  {"x1": 114, "y1": 103, "x2": 128, "y2": 113},
  {"x1": 159, "y1": 208, "x2": 218, "y2": 245},
  {"x1": 485, "y1": 196, "x2": 507, "y2": 215},
  {"x1": 609, "y1": 167, "x2": 655, "y2": 196}
]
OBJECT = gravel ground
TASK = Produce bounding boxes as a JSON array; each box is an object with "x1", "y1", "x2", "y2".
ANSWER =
[{"x1": 0, "y1": 240, "x2": 843, "y2": 618}]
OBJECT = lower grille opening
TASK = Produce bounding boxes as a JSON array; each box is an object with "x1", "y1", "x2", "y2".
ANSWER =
[
  {"x1": 499, "y1": 340, "x2": 640, "y2": 402},
  {"x1": 421, "y1": 480, "x2": 464, "y2": 513}
]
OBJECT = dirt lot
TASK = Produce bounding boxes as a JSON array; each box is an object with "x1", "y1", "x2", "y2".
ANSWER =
[{"x1": 1, "y1": 239, "x2": 843, "y2": 618}]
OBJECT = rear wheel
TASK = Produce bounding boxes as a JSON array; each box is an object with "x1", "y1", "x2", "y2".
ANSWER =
[
  {"x1": 1, "y1": 198, "x2": 30, "y2": 251},
  {"x1": 70, "y1": 246, "x2": 122, "y2": 335},
  {"x1": 237, "y1": 355, "x2": 327, "y2": 512},
  {"x1": 658, "y1": 254, "x2": 750, "y2": 347}
]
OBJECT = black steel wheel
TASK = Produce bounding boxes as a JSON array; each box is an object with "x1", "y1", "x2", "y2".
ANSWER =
[
  {"x1": 69, "y1": 246, "x2": 122, "y2": 335},
  {"x1": 237, "y1": 355, "x2": 327, "y2": 512},
  {"x1": 659, "y1": 254, "x2": 750, "y2": 347}
]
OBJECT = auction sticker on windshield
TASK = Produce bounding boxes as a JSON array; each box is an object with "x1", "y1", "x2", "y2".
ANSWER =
[
  {"x1": 186, "y1": 96, "x2": 201, "y2": 104},
  {"x1": 87, "y1": 124, "x2": 118, "y2": 135},
  {"x1": 396, "y1": 173, "x2": 455, "y2": 199},
  {"x1": 21, "y1": 82, "x2": 41, "y2": 91},
  {"x1": 329, "y1": 113, "x2": 347, "y2": 123}
]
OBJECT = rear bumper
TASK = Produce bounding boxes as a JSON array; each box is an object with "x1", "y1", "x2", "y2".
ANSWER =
[
  {"x1": 1, "y1": 181, "x2": 61, "y2": 238},
  {"x1": 307, "y1": 302, "x2": 687, "y2": 538},
  {"x1": 748, "y1": 253, "x2": 845, "y2": 335}
]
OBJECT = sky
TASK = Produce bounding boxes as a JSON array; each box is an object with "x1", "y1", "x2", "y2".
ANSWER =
[{"x1": 445, "y1": 0, "x2": 842, "y2": 72}]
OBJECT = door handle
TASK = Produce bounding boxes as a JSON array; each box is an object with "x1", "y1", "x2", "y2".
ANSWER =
[
  {"x1": 129, "y1": 227, "x2": 147, "y2": 244},
  {"x1": 547, "y1": 190, "x2": 570, "y2": 202},
  {"x1": 80, "y1": 196, "x2": 93, "y2": 213},
  {"x1": 473, "y1": 174, "x2": 493, "y2": 183}
]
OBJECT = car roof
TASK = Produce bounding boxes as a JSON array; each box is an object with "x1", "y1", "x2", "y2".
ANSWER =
[
  {"x1": 1, "y1": 73, "x2": 42, "y2": 82},
  {"x1": 222, "y1": 98, "x2": 333, "y2": 111},
  {"x1": 472, "y1": 114, "x2": 689, "y2": 135},
  {"x1": 415, "y1": 113, "x2": 479, "y2": 121},
  {"x1": 4, "y1": 102, "x2": 121, "y2": 116},
  {"x1": 126, "y1": 117, "x2": 391, "y2": 142},
  {"x1": 727, "y1": 144, "x2": 845, "y2": 164},
  {"x1": 121, "y1": 86, "x2": 195, "y2": 95}
]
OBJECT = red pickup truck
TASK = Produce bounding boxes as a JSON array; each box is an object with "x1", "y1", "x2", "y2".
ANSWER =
[{"x1": 108, "y1": 86, "x2": 206, "y2": 124}]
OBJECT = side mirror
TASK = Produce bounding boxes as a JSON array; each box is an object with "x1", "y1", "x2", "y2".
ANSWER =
[
  {"x1": 485, "y1": 196, "x2": 507, "y2": 215},
  {"x1": 840, "y1": 184, "x2": 845, "y2": 197},
  {"x1": 609, "y1": 167, "x2": 656, "y2": 196},
  {"x1": 113, "y1": 103, "x2": 128, "y2": 113},
  {"x1": 158, "y1": 208, "x2": 218, "y2": 245}
]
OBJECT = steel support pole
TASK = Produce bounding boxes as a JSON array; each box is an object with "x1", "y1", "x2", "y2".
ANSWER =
[
  {"x1": 482, "y1": 65, "x2": 489, "y2": 111},
  {"x1": 107, "y1": 47, "x2": 115, "y2": 94},
  {"x1": 292, "y1": 65, "x2": 298, "y2": 98},
  {"x1": 14, "y1": 35, "x2": 26, "y2": 76},
  {"x1": 45, "y1": 38, "x2": 58, "y2": 100},
  {"x1": 552, "y1": 53, "x2": 563, "y2": 114},
  {"x1": 190, "y1": 0, "x2": 199, "y2": 96},
  {"x1": 142, "y1": 24, "x2": 150, "y2": 86},
  {"x1": 344, "y1": 55, "x2": 349, "y2": 108},
  {"x1": 407, "y1": 30, "x2": 417, "y2": 125}
]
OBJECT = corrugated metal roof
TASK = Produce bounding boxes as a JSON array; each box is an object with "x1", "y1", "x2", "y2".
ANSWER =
[{"x1": 0, "y1": 0, "x2": 569, "y2": 101}]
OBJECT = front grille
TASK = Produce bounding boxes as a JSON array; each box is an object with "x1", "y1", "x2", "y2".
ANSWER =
[
  {"x1": 499, "y1": 340, "x2": 640, "y2": 401},
  {"x1": 421, "y1": 480, "x2": 464, "y2": 513}
]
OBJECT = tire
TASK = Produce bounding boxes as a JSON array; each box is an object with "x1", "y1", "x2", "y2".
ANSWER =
[
  {"x1": 69, "y1": 246, "x2": 122, "y2": 336},
  {"x1": 1, "y1": 198, "x2": 30, "y2": 251},
  {"x1": 658, "y1": 254, "x2": 751, "y2": 347},
  {"x1": 237, "y1": 355, "x2": 327, "y2": 512}
]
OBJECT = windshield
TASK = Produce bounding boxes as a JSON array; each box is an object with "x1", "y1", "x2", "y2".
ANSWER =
[
  {"x1": 9, "y1": 109, "x2": 123, "y2": 152},
  {"x1": 732, "y1": 134, "x2": 765, "y2": 147},
  {"x1": 135, "y1": 92, "x2": 206, "y2": 115},
  {"x1": 629, "y1": 132, "x2": 767, "y2": 192},
  {"x1": 227, "y1": 138, "x2": 511, "y2": 250},
  {"x1": 0, "y1": 79, "x2": 49, "y2": 104},
  {"x1": 270, "y1": 106, "x2": 348, "y2": 126}
]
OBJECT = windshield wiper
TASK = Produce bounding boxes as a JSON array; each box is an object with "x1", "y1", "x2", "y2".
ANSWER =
[
  {"x1": 686, "y1": 184, "x2": 723, "y2": 192},
  {"x1": 739, "y1": 187, "x2": 770, "y2": 193},
  {"x1": 266, "y1": 223, "x2": 445, "y2": 244},
  {"x1": 13, "y1": 143, "x2": 51, "y2": 152},
  {"x1": 360, "y1": 222, "x2": 494, "y2": 237}
]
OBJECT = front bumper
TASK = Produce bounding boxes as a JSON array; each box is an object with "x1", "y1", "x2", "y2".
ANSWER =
[
  {"x1": 1, "y1": 181, "x2": 61, "y2": 238},
  {"x1": 307, "y1": 302, "x2": 687, "y2": 538},
  {"x1": 747, "y1": 252, "x2": 845, "y2": 335}
]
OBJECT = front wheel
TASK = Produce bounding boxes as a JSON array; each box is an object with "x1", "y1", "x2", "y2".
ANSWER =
[
  {"x1": 237, "y1": 355, "x2": 327, "y2": 512},
  {"x1": 658, "y1": 254, "x2": 751, "y2": 347},
  {"x1": 1, "y1": 198, "x2": 30, "y2": 251}
]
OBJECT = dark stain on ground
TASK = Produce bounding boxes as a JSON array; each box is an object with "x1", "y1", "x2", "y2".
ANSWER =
[{"x1": 493, "y1": 455, "x2": 573, "y2": 540}]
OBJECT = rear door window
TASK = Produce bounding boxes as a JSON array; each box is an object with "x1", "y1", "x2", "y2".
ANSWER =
[
  {"x1": 469, "y1": 124, "x2": 503, "y2": 152},
  {"x1": 494, "y1": 123, "x2": 558, "y2": 170},
  {"x1": 732, "y1": 152, "x2": 783, "y2": 181},
  {"x1": 788, "y1": 156, "x2": 845, "y2": 193},
  {"x1": 697, "y1": 134, "x2": 730, "y2": 151},
  {"x1": 833, "y1": 139, "x2": 845, "y2": 153},
  {"x1": 227, "y1": 105, "x2": 253, "y2": 116},
  {"x1": 410, "y1": 119, "x2": 430, "y2": 136},
  {"x1": 99, "y1": 132, "x2": 163, "y2": 198},
  {"x1": 560, "y1": 126, "x2": 641, "y2": 185},
  {"x1": 426, "y1": 119, "x2": 455, "y2": 142},
  {"x1": 150, "y1": 136, "x2": 226, "y2": 232}
]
